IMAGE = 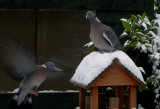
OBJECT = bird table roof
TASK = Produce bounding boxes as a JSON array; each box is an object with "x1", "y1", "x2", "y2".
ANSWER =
[{"x1": 70, "y1": 51, "x2": 145, "y2": 89}]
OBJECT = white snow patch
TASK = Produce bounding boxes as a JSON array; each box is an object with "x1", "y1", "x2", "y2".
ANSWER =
[
  {"x1": 38, "y1": 90, "x2": 79, "y2": 93},
  {"x1": 155, "y1": 14, "x2": 160, "y2": 36},
  {"x1": 84, "y1": 41, "x2": 93, "y2": 47},
  {"x1": 156, "y1": 14, "x2": 160, "y2": 19},
  {"x1": 121, "y1": 32, "x2": 128, "y2": 36},
  {"x1": 136, "y1": 32, "x2": 145, "y2": 36},
  {"x1": 138, "y1": 67, "x2": 146, "y2": 74},
  {"x1": 71, "y1": 51, "x2": 145, "y2": 87},
  {"x1": 141, "y1": 22, "x2": 147, "y2": 30},
  {"x1": 75, "y1": 107, "x2": 80, "y2": 109},
  {"x1": 13, "y1": 88, "x2": 19, "y2": 93},
  {"x1": 138, "y1": 104, "x2": 144, "y2": 109},
  {"x1": 124, "y1": 40, "x2": 131, "y2": 47},
  {"x1": 2, "y1": 89, "x2": 80, "y2": 94},
  {"x1": 144, "y1": 17, "x2": 151, "y2": 26},
  {"x1": 121, "y1": 18, "x2": 128, "y2": 22}
]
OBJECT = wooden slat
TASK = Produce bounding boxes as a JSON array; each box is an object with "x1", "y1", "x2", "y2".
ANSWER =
[
  {"x1": 116, "y1": 86, "x2": 124, "y2": 109},
  {"x1": 90, "y1": 86, "x2": 98, "y2": 109},
  {"x1": 79, "y1": 88, "x2": 86, "y2": 109},
  {"x1": 99, "y1": 93, "x2": 106, "y2": 109},
  {"x1": 85, "y1": 96, "x2": 90, "y2": 109},
  {"x1": 129, "y1": 86, "x2": 137, "y2": 109},
  {"x1": 109, "y1": 97, "x2": 119, "y2": 109},
  {"x1": 91, "y1": 61, "x2": 142, "y2": 86}
]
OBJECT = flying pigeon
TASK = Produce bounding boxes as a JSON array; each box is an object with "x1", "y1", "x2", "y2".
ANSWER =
[
  {"x1": 0, "y1": 39, "x2": 63, "y2": 106},
  {"x1": 16, "y1": 61, "x2": 62, "y2": 105},
  {"x1": 86, "y1": 11, "x2": 124, "y2": 52}
]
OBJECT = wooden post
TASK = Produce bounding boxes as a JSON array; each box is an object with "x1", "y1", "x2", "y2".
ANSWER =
[
  {"x1": 116, "y1": 86, "x2": 124, "y2": 109},
  {"x1": 79, "y1": 87, "x2": 86, "y2": 109},
  {"x1": 90, "y1": 86, "x2": 98, "y2": 109},
  {"x1": 99, "y1": 93, "x2": 106, "y2": 109},
  {"x1": 129, "y1": 86, "x2": 137, "y2": 109},
  {"x1": 85, "y1": 96, "x2": 90, "y2": 109},
  {"x1": 109, "y1": 97, "x2": 119, "y2": 109}
]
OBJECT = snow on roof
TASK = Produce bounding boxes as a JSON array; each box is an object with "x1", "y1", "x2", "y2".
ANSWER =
[{"x1": 70, "y1": 51, "x2": 145, "y2": 88}]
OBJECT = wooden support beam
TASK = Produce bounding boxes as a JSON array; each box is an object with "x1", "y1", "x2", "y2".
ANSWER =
[
  {"x1": 90, "y1": 86, "x2": 98, "y2": 109},
  {"x1": 79, "y1": 87, "x2": 86, "y2": 109},
  {"x1": 109, "y1": 97, "x2": 119, "y2": 109},
  {"x1": 116, "y1": 86, "x2": 124, "y2": 109},
  {"x1": 99, "y1": 93, "x2": 106, "y2": 109},
  {"x1": 85, "y1": 96, "x2": 90, "y2": 109},
  {"x1": 129, "y1": 86, "x2": 137, "y2": 109}
]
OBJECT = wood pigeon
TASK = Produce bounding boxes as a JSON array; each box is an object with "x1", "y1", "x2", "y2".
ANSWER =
[
  {"x1": 86, "y1": 11, "x2": 124, "y2": 52},
  {"x1": 0, "y1": 39, "x2": 63, "y2": 106},
  {"x1": 15, "y1": 62, "x2": 62, "y2": 105}
]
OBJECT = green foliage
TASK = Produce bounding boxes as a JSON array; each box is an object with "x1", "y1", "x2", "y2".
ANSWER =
[
  {"x1": 138, "y1": 86, "x2": 149, "y2": 92},
  {"x1": 120, "y1": 12, "x2": 159, "y2": 52},
  {"x1": 146, "y1": 77, "x2": 155, "y2": 83},
  {"x1": 120, "y1": 12, "x2": 160, "y2": 107}
]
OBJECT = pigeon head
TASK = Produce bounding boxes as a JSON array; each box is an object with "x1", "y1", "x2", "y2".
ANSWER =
[
  {"x1": 86, "y1": 11, "x2": 96, "y2": 21},
  {"x1": 43, "y1": 62, "x2": 63, "y2": 72}
]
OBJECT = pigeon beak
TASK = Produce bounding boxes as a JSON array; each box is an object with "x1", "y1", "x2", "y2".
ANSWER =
[
  {"x1": 53, "y1": 67, "x2": 63, "y2": 72},
  {"x1": 86, "y1": 15, "x2": 88, "y2": 19}
]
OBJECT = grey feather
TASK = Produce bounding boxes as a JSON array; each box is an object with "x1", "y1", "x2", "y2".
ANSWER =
[
  {"x1": 0, "y1": 38, "x2": 63, "y2": 105},
  {"x1": 103, "y1": 25, "x2": 124, "y2": 50},
  {"x1": 17, "y1": 66, "x2": 48, "y2": 105},
  {"x1": 0, "y1": 38, "x2": 36, "y2": 80}
]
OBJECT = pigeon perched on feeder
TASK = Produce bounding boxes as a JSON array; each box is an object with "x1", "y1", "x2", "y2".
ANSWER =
[
  {"x1": 0, "y1": 39, "x2": 63, "y2": 106},
  {"x1": 86, "y1": 11, "x2": 124, "y2": 52}
]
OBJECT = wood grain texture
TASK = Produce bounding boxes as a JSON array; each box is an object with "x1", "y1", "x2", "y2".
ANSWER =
[
  {"x1": 79, "y1": 88, "x2": 86, "y2": 109},
  {"x1": 90, "y1": 86, "x2": 98, "y2": 109},
  {"x1": 129, "y1": 86, "x2": 137, "y2": 109},
  {"x1": 116, "y1": 86, "x2": 124, "y2": 109},
  {"x1": 109, "y1": 97, "x2": 119, "y2": 109},
  {"x1": 91, "y1": 61, "x2": 142, "y2": 86}
]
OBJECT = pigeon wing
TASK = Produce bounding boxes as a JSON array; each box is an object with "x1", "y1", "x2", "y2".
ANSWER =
[
  {"x1": 102, "y1": 25, "x2": 124, "y2": 50},
  {"x1": 0, "y1": 39, "x2": 36, "y2": 80}
]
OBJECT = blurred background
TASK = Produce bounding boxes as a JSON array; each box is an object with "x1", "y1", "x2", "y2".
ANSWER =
[
  {"x1": 0, "y1": 0, "x2": 155, "y2": 109},
  {"x1": 0, "y1": 0, "x2": 154, "y2": 92}
]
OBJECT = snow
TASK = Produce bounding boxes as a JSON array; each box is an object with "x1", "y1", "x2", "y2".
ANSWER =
[
  {"x1": 13, "y1": 88, "x2": 19, "y2": 93},
  {"x1": 138, "y1": 67, "x2": 146, "y2": 74},
  {"x1": 138, "y1": 104, "x2": 144, "y2": 109},
  {"x1": 149, "y1": 31, "x2": 156, "y2": 37},
  {"x1": 2, "y1": 89, "x2": 80, "y2": 94},
  {"x1": 144, "y1": 17, "x2": 151, "y2": 25},
  {"x1": 155, "y1": 14, "x2": 160, "y2": 36},
  {"x1": 120, "y1": 18, "x2": 128, "y2": 22},
  {"x1": 84, "y1": 41, "x2": 93, "y2": 47},
  {"x1": 75, "y1": 107, "x2": 80, "y2": 109},
  {"x1": 38, "y1": 90, "x2": 79, "y2": 93},
  {"x1": 121, "y1": 32, "x2": 128, "y2": 36},
  {"x1": 124, "y1": 40, "x2": 131, "y2": 47},
  {"x1": 136, "y1": 32, "x2": 145, "y2": 36},
  {"x1": 71, "y1": 51, "x2": 145, "y2": 88},
  {"x1": 141, "y1": 22, "x2": 147, "y2": 30}
]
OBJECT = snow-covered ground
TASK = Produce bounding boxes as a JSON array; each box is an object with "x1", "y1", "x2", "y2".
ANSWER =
[{"x1": 0, "y1": 88, "x2": 80, "y2": 94}]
